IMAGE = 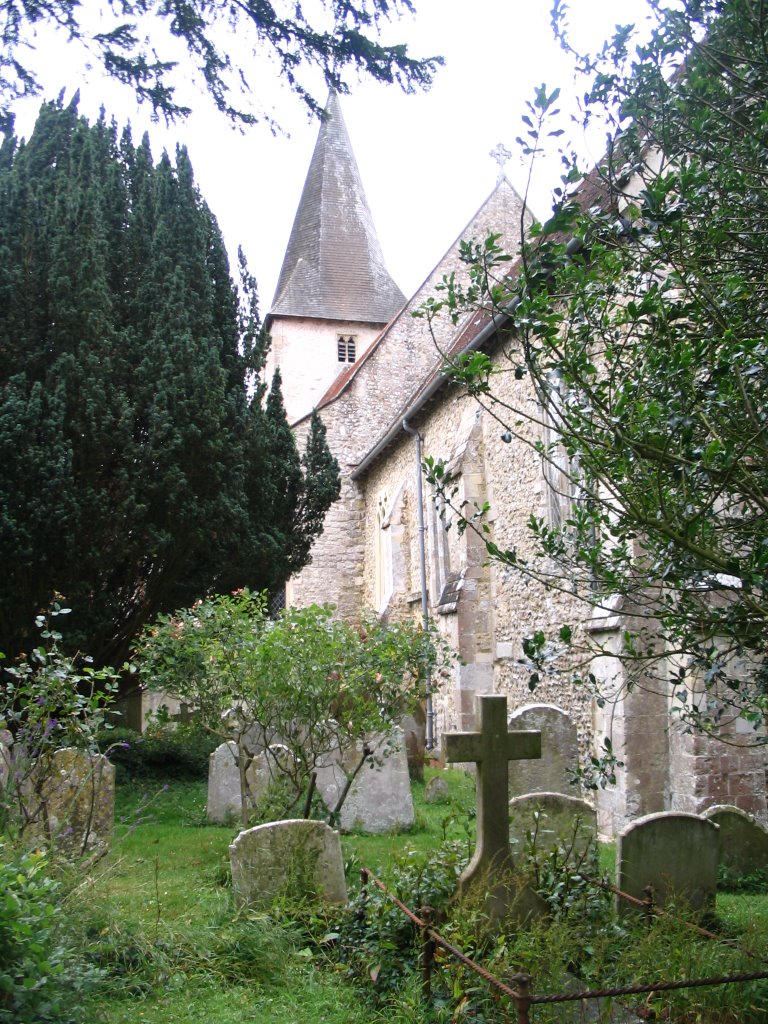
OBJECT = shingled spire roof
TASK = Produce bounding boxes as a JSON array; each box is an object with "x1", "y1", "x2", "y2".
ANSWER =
[{"x1": 269, "y1": 91, "x2": 405, "y2": 323}]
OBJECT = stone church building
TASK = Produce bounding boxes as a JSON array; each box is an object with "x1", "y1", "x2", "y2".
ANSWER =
[{"x1": 266, "y1": 93, "x2": 767, "y2": 837}]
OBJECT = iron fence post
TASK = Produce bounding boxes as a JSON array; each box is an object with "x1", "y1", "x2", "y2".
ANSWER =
[
  {"x1": 508, "y1": 972, "x2": 532, "y2": 1024},
  {"x1": 419, "y1": 906, "x2": 435, "y2": 1002},
  {"x1": 643, "y1": 884, "x2": 655, "y2": 927}
]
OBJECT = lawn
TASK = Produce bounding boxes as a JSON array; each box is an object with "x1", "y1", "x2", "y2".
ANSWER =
[
  {"x1": 75, "y1": 770, "x2": 478, "y2": 1023},
  {"x1": 7, "y1": 770, "x2": 768, "y2": 1023}
]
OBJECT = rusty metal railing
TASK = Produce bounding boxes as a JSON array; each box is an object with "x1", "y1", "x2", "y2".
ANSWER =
[{"x1": 359, "y1": 866, "x2": 768, "y2": 1023}]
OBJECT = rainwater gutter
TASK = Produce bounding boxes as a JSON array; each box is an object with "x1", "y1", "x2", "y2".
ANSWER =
[{"x1": 350, "y1": 306, "x2": 514, "y2": 484}]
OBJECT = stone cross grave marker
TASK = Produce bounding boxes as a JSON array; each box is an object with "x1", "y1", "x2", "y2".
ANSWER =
[{"x1": 442, "y1": 694, "x2": 545, "y2": 923}]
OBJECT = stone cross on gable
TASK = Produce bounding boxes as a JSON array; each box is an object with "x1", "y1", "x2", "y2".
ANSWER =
[
  {"x1": 443, "y1": 694, "x2": 544, "y2": 922},
  {"x1": 489, "y1": 143, "x2": 512, "y2": 183}
]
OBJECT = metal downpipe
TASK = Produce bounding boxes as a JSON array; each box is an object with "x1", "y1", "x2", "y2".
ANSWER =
[{"x1": 402, "y1": 417, "x2": 435, "y2": 752}]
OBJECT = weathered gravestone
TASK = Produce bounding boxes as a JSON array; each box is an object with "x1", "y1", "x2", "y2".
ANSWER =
[
  {"x1": 249, "y1": 744, "x2": 295, "y2": 788},
  {"x1": 207, "y1": 741, "x2": 295, "y2": 823},
  {"x1": 314, "y1": 727, "x2": 414, "y2": 833},
  {"x1": 424, "y1": 775, "x2": 450, "y2": 804},
  {"x1": 509, "y1": 792, "x2": 597, "y2": 862},
  {"x1": 207, "y1": 741, "x2": 243, "y2": 823},
  {"x1": 443, "y1": 694, "x2": 546, "y2": 923},
  {"x1": 33, "y1": 748, "x2": 115, "y2": 855},
  {"x1": 617, "y1": 812, "x2": 719, "y2": 916},
  {"x1": 221, "y1": 707, "x2": 269, "y2": 757},
  {"x1": 508, "y1": 704, "x2": 580, "y2": 797},
  {"x1": 230, "y1": 819, "x2": 347, "y2": 909},
  {"x1": 401, "y1": 706, "x2": 427, "y2": 782},
  {"x1": 703, "y1": 804, "x2": 768, "y2": 879}
]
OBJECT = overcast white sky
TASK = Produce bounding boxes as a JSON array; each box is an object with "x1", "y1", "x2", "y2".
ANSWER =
[{"x1": 10, "y1": 0, "x2": 653, "y2": 310}]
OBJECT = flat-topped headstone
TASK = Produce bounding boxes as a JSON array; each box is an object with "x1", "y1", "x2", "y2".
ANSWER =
[
  {"x1": 315, "y1": 728, "x2": 414, "y2": 833},
  {"x1": 443, "y1": 694, "x2": 545, "y2": 922},
  {"x1": 509, "y1": 792, "x2": 597, "y2": 861},
  {"x1": 617, "y1": 812, "x2": 719, "y2": 916},
  {"x1": 33, "y1": 747, "x2": 115, "y2": 855},
  {"x1": 230, "y1": 819, "x2": 347, "y2": 909},
  {"x1": 703, "y1": 804, "x2": 768, "y2": 880},
  {"x1": 508, "y1": 704, "x2": 579, "y2": 797}
]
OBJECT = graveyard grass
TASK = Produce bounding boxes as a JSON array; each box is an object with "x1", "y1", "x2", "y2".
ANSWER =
[{"x1": 26, "y1": 772, "x2": 768, "y2": 1023}]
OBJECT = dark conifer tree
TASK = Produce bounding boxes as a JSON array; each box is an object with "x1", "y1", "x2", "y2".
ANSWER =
[
  {"x1": 295, "y1": 410, "x2": 341, "y2": 572},
  {"x1": 0, "y1": 98, "x2": 339, "y2": 664}
]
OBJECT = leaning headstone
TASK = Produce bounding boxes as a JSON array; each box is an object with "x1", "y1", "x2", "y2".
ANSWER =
[
  {"x1": 424, "y1": 775, "x2": 450, "y2": 804},
  {"x1": 617, "y1": 812, "x2": 719, "y2": 916},
  {"x1": 230, "y1": 819, "x2": 347, "y2": 909},
  {"x1": 34, "y1": 748, "x2": 115, "y2": 855},
  {"x1": 207, "y1": 741, "x2": 242, "y2": 823},
  {"x1": 509, "y1": 792, "x2": 597, "y2": 861},
  {"x1": 315, "y1": 728, "x2": 414, "y2": 833},
  {"x1": 221, "y1": 707, "x2": 269, "y2": 758},
  {"x1": 508, "y1": 704, "x2": 580, "y2": 797},
  {"x1": 443, "y1": 694, "x2": 546, "y2": 924},
  {"x1": 703, "y1": 804, "x2": 768, "y2": 880}
]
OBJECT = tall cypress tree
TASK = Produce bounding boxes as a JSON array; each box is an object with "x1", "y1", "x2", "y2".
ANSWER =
[{"x1": 0, "y1": 98, "x2": 339, "y2": 664}]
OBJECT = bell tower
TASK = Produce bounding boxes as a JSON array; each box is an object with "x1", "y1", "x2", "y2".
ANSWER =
[{"x1": 265, "y1": 92, "x2": 405, "y2": 424}]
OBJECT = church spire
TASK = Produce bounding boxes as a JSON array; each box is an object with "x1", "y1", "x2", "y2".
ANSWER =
[{"x1": 269, "y1": 91, "x2": 405, "y2": 323}]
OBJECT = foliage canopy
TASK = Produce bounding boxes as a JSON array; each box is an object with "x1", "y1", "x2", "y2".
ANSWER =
[
  {"x1": 420, "y1": 0, "x2": 768, "y2": 740},
  {"x1": 135, "y1": 592, "x2": 445, "y2": 823},
  {"x1": 0, "y1": 99, "x2": 339, "y2": 665},
  {"x1": 0, "y1": 0, "x2": 442, "y2": 128}
]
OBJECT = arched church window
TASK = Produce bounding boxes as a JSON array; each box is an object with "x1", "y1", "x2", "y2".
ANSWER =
[
  {"x1": 337, "y1": 335, "x2": 356, "y2": 363},
  {"x1": 542, "y1": 371, "x2": 578, "y2": 532}
]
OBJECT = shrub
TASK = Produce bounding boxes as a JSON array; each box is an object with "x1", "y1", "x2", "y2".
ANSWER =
[
  {"x1": 98, "y1": 722, "x2": 218, "y2": 782},
  {"x1": 135, "y1": 595, "x2": 452, "y2": 823},
  {"x1": 0, "y1": 605, "x2": 120, "y2": 844},
  {"x1": 0, "y1": 847, "x2": 101, "y2": 1022}
]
